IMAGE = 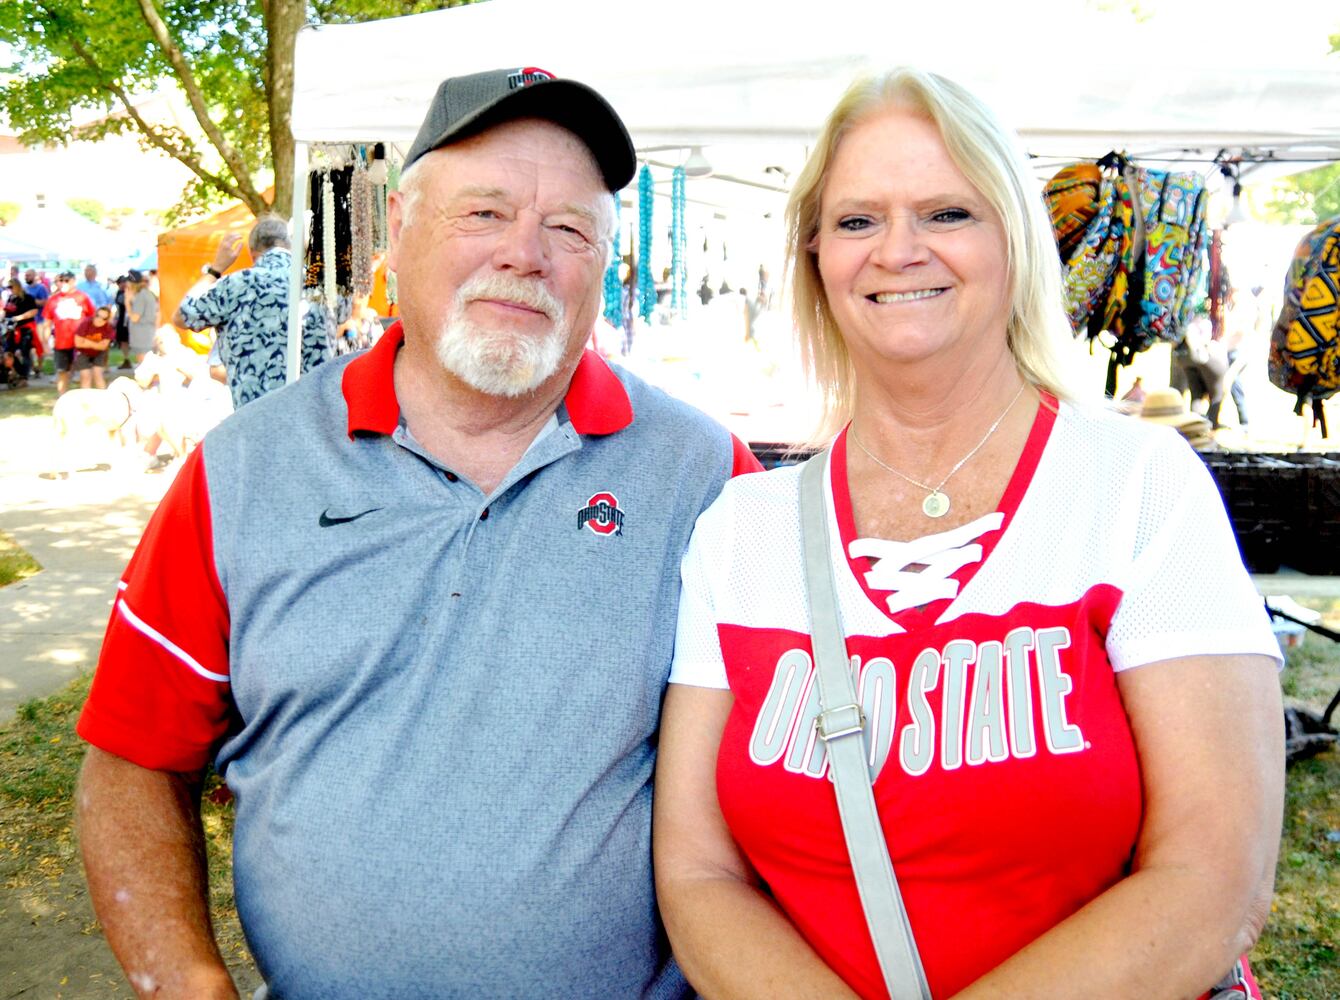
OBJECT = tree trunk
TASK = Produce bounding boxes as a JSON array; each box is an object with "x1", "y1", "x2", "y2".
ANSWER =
[{"x1": 265, "y1": 0, "x2": 305, "y2": 220}]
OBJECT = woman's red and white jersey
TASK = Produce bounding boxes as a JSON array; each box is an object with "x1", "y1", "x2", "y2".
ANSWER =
[{"x1": 671, "y1": 397, "x2": 1279, "y2": 999}]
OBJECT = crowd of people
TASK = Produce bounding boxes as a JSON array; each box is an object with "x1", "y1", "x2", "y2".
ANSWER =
[
  {"x1": 0, "y1": 264, "x2": 168, "y2": 388},
  {"x1": 1, "y1": 236, "x2": 369, "y2": 472}
]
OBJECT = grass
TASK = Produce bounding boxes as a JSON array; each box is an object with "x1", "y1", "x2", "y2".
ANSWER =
[
  {"x1": 0, "y1": 529, "x2": 41, "y2": 586},
  {"x1": 1252, "y1": 599, "x2": 1340, "y2": 999},
  {"x1": 0, "y1": 674, "x2": 254, "y2": 989},
  {"x1": 0, "y1": 373, "x2": 55, "y2": 419},
  {"x1": 1257, "y1": 751, "x2": 1340, "y2": 996}
]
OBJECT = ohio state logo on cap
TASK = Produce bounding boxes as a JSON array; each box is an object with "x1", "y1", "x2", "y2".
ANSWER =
[
  {"x1": 508, "y1": 67, "x2": 555, "y2": 90},
  {"x1": 578, "y1": 492, "x2": 624, "y2": 536}
]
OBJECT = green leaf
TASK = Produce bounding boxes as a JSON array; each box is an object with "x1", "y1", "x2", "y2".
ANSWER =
[{"x1": 1, "y1": 0, "x2": 482, "y2": 220}]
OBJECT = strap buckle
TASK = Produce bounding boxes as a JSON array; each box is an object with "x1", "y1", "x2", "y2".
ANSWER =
[{"x1": 815, "y1": 703, "x2": 865, "y2": 742}]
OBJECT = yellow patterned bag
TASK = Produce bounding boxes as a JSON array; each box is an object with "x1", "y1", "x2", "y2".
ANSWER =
[{"x1": 1269, "y1": 216, "x2": 1340, "y2": 430}]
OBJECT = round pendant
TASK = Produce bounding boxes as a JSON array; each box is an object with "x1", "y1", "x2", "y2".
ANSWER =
[{"x1": 922, "y1": 491, "x2": 950, "y2": 518}]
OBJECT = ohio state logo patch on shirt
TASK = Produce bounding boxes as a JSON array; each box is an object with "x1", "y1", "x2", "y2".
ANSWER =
[{"x1": 578, "y1": 492, "x2": 624, "y2": 536}]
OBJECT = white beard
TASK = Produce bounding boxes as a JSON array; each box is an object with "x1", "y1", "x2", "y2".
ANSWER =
[{"x1": 434, "y1": 273, "x2": 568, "y2": 397}]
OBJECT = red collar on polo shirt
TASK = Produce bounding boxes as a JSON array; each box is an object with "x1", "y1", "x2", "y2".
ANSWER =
[{"x1": 341, "y1": 321, "x2": 634, "y2": 439}]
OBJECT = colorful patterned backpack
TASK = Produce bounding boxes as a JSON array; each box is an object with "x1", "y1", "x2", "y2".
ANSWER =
[
  {"x1": 1269, "y1": 215, "x2": 1340, "y2": 434},
  {"x1": 1129, "y1": 168, "x2": 1209, "y2": 350},
  {"x1": 1047, "y1": 162, "x2": 1104, "y2": 259},
  {"x1": 1047, "y1": 155, "x2": 1208, "y2": 395}
]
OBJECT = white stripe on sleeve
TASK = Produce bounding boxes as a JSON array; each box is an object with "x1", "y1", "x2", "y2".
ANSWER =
[{"x1": 116, "y1": 597, "x2": 230, "y2": 683}]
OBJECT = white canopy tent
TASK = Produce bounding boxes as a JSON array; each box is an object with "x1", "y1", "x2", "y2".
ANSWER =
[
  {"x1": 1, "y1": 204, "x2": 132, "y2": 268},
  {"x1": 285, "y1": 0, "x2": 1340, "y2": 376},
  {"x1": 0, "y1": 230, "x2": 61, "y2": 263}
]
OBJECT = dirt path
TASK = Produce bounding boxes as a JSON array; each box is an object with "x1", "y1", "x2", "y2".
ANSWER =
[
  {"x1": 0, "y1": 389, "x2": 259, "y2": 997},
  {"x1": 0, "y1": 856, "x2": 261, "y2": 999}
]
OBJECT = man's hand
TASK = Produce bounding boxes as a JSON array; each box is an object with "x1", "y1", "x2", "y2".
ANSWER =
[{"x1": 213, "y1": 234, "x2": 245, "y2": 274}]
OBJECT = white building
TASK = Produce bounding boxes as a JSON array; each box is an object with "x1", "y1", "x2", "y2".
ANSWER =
[{"x1": 0, "y1": 90, "x2": 201, "y2": 266}]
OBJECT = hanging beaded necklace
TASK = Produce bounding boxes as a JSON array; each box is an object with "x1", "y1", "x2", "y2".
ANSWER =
[
  {"x1": 671, "y1": 166, "x2": 687, "y2": 313},
  {"x1": 849, "y1": 382, "x2": 1027, "y2": 518},
  {"x1": 602, "y1": 193, "x2": 623, "y2": 328},
  {"x1": 637, "y1": 164, "x2": 655, "y2": 321}
]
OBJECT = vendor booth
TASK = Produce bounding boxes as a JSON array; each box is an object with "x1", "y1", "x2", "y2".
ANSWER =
[
  {"x1": 287, "y1": 0, "x2": 1340, "y2": 430},
  {"x1": 288, "y1": 0, "x2": 1340, "y2": 372},
  {"x1": 158, "y1": 191, "x2": 392, "y2": 352},
  {"x1": 284, "y1": 0, "x2": 1340, "y2": 576}
]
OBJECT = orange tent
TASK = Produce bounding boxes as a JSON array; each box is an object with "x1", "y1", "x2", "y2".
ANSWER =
[
  {"x1": 157, "y1": 194, "x2": 393, "y2": 352},
  {"x1": 158, "y1": 199, "x2": 259, "y2": 352}
]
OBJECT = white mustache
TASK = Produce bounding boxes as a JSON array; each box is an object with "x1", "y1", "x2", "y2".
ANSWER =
[{"x1": 456, "y1": 273, "x2": 561, "y2": 322}]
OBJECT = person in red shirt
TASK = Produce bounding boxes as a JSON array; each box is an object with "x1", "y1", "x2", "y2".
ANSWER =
[
  {"x1": 42, "y1": 271, "x2": 95, "y2": 394},
  {"x1": 73, "y1": 306, "x2": 115, "y2": 389},
  {"x1": 655, "y1": 68, "x2": 1282, "y2": 1000}
]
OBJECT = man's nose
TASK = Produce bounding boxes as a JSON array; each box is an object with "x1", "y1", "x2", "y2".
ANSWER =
[{"x1": 490, "y1": 209, "x2": 549, "y2": 275}]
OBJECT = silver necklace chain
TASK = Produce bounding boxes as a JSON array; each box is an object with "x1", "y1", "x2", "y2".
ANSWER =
[{"x1": 849, "y1": 382, "x2": 1027, "y2": 518}]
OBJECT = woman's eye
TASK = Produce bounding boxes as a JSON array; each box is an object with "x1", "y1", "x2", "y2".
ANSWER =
[
  {"x1": 929, "y1": 208, "x2": 972, "y2": 225},
  {"x1": 471, "y1": 210, "x2": 499, "y2": 220},
  {"x1": 836, "y1": 217, "x2": 873, "y2": 233}
]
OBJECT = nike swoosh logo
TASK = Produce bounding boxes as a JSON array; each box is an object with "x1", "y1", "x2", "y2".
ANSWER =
[{"x1": 318, "y1": 507, "x2": 383, "y2": 527}]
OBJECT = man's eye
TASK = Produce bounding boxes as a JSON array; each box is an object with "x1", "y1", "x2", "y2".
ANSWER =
[
  {"x1": 548, "y1": 223, "x2": 594, "y2": 248},
  {"x1": 471, "y1": 210, "x2": 500, "y2": 220}
]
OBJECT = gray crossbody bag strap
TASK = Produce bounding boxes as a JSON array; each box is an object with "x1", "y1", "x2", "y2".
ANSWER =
[{"x1": 799, "y1": 452, "x2": 933, "y2": 1000}]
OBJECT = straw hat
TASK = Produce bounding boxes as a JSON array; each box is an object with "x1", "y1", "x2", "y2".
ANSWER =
[{"x1": 1139, "y1": 387, "x2": 1214, "y2": 448}]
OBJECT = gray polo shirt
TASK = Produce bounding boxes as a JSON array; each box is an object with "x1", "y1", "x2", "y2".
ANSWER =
[{"x1": 79, "y1": 325, "x2": 759, "y2": 998}]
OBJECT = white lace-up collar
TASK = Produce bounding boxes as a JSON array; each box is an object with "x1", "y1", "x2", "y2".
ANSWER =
[{"x1": 849, "y1": 512, "x2": 1004, "y2": 615}]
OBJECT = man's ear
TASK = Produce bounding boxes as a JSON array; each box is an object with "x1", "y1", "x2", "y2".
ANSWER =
[{"x1": 386, "y1": 191, "x2": 404, "y2": 274}]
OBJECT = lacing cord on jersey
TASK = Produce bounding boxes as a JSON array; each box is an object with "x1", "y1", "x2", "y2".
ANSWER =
[{"x1": 849, "y1": 512, "x2": 1004, "y2": 614}]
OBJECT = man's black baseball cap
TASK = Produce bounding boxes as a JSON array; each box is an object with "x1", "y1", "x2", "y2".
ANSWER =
[{"x1": 402, "y1": 67, "x2": 636, "y2": 192}]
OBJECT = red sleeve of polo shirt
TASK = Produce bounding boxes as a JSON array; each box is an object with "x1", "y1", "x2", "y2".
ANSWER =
[
  {"x1": 730, "y1": 434, "x2": 764, "y2": 476},
  {"x1": 77, "y1": 447, "x2": 234, "y2": 772}
]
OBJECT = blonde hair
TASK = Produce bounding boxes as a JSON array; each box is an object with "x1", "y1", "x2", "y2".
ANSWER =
[{"x1": 785, "y1": 67, "x2": 1076, "y2": 440}]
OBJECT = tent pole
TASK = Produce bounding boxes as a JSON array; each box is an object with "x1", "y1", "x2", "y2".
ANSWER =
[{"x1": 287, "y1": 141, "x2": 309, "y2": 384}]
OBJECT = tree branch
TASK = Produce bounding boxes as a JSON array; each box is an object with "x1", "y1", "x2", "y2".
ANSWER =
[
  {"x1": 64, "y1": 33, "x2": 249, "y2": 205},
  {"x1": 133, "y1": 0, "x2": 267, "y2": 214}
]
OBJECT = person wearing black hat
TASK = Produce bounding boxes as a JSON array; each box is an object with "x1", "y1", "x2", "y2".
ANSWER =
[{"x1": 76, "y1": 67, "x2": 759, "y2": 1000}]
